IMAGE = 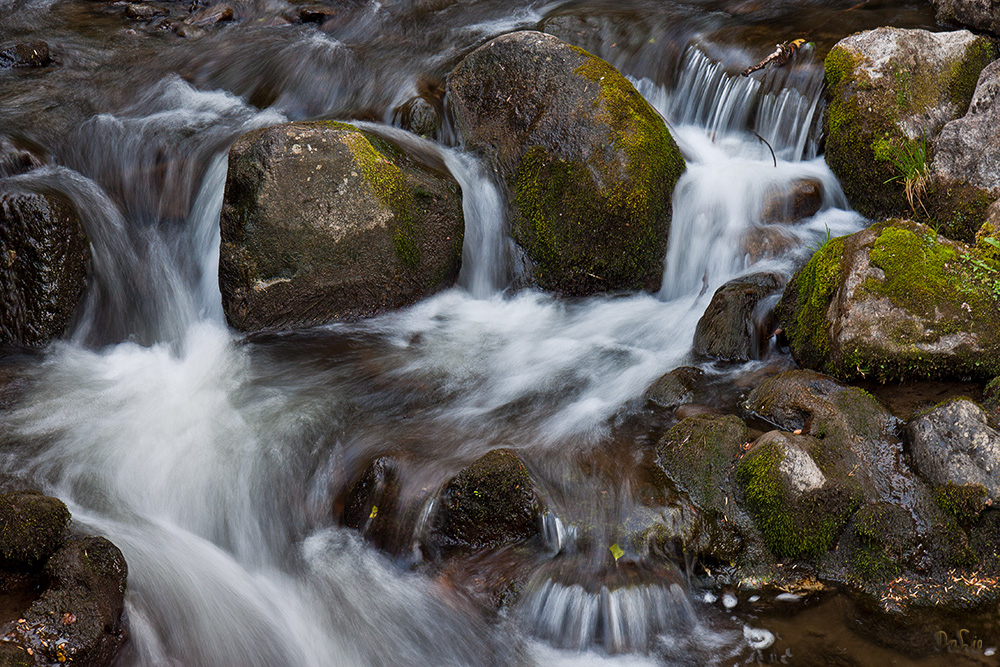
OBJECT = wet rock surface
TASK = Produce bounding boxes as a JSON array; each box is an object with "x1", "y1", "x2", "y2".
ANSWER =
[
  {"x1": 777, "y1": 220, "x2": 1000, "y2": 382},
  {"x1": 219, "y1": 120, "x2": 464, "y2": 331},
  {"x1": 760, "y1": 178, "x2": 823, "y2": 224},
  {"x1": 0, "y1": 493, "x2": 128, "y2": 667},
  {"x1": 644, "y1": 365, "x2": 703, "y2": 410},
  {"x1": 434, "y1": 449, "x2": 540, "y2": 553},
  {"x1": 447, "y1": 30, "x2": 685, "y2": 295},
  {"x1": 907, "y1": 398, "x2": 1000, "y2": 500},
  {"x1": 0, "y1": 190, "x2": 89, "y2": 348},
  {"x1": 0, "y1": 43, "x2": 51, "y2": 69},
  {"x1": 693, "y1": 272, "x2": 782, "y2": 362}
]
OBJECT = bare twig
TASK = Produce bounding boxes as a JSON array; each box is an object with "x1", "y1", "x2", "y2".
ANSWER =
[{"x1": 751, "y1": 131, "x2": 777, "y2": 167}]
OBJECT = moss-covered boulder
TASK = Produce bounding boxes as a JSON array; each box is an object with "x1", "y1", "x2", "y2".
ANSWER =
[
  {"x1": 737, "y1": 430, "x2": 861, "y2": 559},
  {"x1": 0, "y1": 491, "x2": 70, "y2": 568},
  {"x1": 219, "y1": 121, "x2": 464, "y2": 332},
  {"x1": 841, "y1": 502, "x2": 918, "y2": 584},
  {"x1": 434, "y1": 449, "x2": 540, "y2": 552},
  {"x1": 5, "y1": 535, "x2": 127, "y2": 667},
  {"x1": 907, "y1": 398, "x2": 1000, "y2": 501},
  {"x1": 0, "y1": 190, "x2": 89, "y2": 347},
  {"x1": 693, "y1": 272, "x2": 783, "y2": 362},
  {"x1": 447, "y1": 31, "x2": 685, "y2": 295},
  {"x1": 824, "y1": 28, "x2": 994, "y2": 228},
  {"x1": 654, "y1": 414, "x2": 764, "y2": 566},
  {"x1": 777, "y1": 220, "x2": 1000, "y2": 382}
]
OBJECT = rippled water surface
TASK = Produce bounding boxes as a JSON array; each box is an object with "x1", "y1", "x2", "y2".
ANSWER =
[{"x1": 6, "y1": 0, "x2": 990, "y2": 665}]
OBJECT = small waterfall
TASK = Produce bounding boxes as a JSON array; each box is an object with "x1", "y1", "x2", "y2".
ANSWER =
[
  {"x1": 445, "y1": 150, "x2": 513, "y2": 298},
  {"x1": 637, "y1": 44, "x2": 825, "y2": 161}
]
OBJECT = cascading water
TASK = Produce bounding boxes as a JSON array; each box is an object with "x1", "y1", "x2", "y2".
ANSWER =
[{"x1": 0, "y1": 2, "x2": 885, "y2": 664}]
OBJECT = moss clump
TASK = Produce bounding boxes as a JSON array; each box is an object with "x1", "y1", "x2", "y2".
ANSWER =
[
  {"x1": 776, "y1": 235, "x2": 845, "y2": 371},
  {"x1": 656, "y1": 414, "x2": 751, "y2": 511},
  {"x1": 934, "y1": 482, "x2": 988, "y2": 527},
  {"x1": 947, "y1": 39, "x2": 997, "y2": 113},
  {"x1": 848, "y1": 503, "x2": 914, "y2": 582},
  {"x1": 824, "y1": 45, "x2": 858, "y2": 89},
  {"x1": 339, "y1": 130, "x2": 422, "y2": 268}
]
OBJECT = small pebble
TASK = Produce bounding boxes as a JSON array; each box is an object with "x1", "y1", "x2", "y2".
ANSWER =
[
  {"x1": 743, "y1": 625, "x2": 775, "y2": 650},
  {"x1": 702, "y1": 591, "x2": 717, "y2": 604},
  {"x1": 748, "y1": 595, "x2": 760, "y2": 603},
  {"x1": 722, "y1": 592, "x2": 738, "y2": 609},
  {"x1": 775, "y1": 592, "x2": 802, "y2": 602}
]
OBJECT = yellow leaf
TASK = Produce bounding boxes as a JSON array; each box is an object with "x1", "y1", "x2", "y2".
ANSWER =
[
  {"x1": 610, "y1": 543, "x2": 624, "y2": 561},
  {"x1": 369, "y1": 505, "x2": 378, "y2": 519}
]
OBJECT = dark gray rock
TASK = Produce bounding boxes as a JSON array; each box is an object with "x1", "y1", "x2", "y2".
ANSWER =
[
  {"x1": 693, "y1": 272, "x2": 782, "y2": 362},
  {"x1": 0, "y1": 190, "x2": 89, "y2": 347},
  {"x1": 0, "y1": 137, "x2": 44, "y2": 178},
  {"x1": 219, "y1": 121, "x2": 464, "y2": 331},
  {"x1": 644, "y1": 365, "x2": 703, "y2": 410},
  {"x1": 435, "y1": 449, "x2": 540, "y2": 552},
  {"x1": 184, "y1": 3, "x2": 233, "y2": 27},
  {"x1": 0, "y1": 491, "x2": 70, "y2": 569},
  {"x1": 447, "y1": 31, "x2": 685, "y2": 295},
  {"x1": 0, "y1": 42, "x2": 50, "y2": 69},
  {"x1": 395, "y1": 96, "x2": 439, "y2": 139},
  {"x1": 933, "y1": 0, "x2": 1000, "y2": 37},
  {"x1": 124, "y1": 3, "x2": 168, "y2": 20},
  {"x1": 5, "y1": 536, "x2": 127, "y2": 667},
  {"x1": 907, "y1": 398, "x2": 1000, "y2": 501}
]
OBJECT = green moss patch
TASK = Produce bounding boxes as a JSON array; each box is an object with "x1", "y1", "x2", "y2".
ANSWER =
[{"x1": 777, "y1": 235, "x2": 845, "y2": 370}]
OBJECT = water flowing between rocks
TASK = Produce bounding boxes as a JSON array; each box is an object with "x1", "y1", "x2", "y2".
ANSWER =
[{"x1": 2, "y1": 0, "x2": 975, "y2": 665}]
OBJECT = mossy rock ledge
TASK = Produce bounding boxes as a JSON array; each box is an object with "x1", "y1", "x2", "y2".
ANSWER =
[
  {"x1": 219, "y1": 121, "x2": 464, "y2": 332},
  {"x1": 824, "y1": 27, "x2": 995, "y2": 235},
  {"x1": 932, "y1": 0, "x2": 1000, "y2": 38},
  {"x1": 447, "y1": 30, "x2": 686, "y2": 295},
  {"x1": 777, "y1": 220, "x2": 1000, "y2": 382}
]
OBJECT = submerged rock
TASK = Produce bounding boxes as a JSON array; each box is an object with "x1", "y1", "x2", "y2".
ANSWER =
[
  {"x1": 0, "y1": 137, "x2": 44, "y2": 178},
  {"x1": 0, "y1": 42, "x2": 51, "y2": 69},
  {"x1": 823, "y1": 28, "x2": 994, "y2": 226},
  {"x1": 760, "y1": 178, "x2": 823, "y2": 224},
  {"x1": 0, "y1": 190, "x2": 89, "y2": 347},
  {"x1": 777, "y1": 220, "x2": 1000, "y2": 382},
  {"x1": 644, "y1": 365, "x2": 703, "y2": 410},
  {"x1": 692, "y1": 272, "x2": 782, "y2": 362},
  {"x1": 219, "y1": 121, "x2": 463, "y2": 331},
  {"x1": 341, "y1": 456, "x2": 403, "y2": 553},
  {"x1": 434, "y1": 449, "x2": 540, "y2": 552},
  {"x1": 907, "y1": 398, "x2": 1000, "y2": 501},
  {"x1": 447, "y1": 30, "x2": 685, "y2": 295}
]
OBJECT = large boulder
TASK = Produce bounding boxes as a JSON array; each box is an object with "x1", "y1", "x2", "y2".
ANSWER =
[
  {"x1": 433, "y1": 449, "x2": 540, "y2": 553},
  {"x1": 906, "y1": 398, "x2": 1000, "y2": 501},
  {"x1": 219, "y1": 121, "x2": 464, "y2": 332},
  {"x1": 0, "y1": 190, "x2": 89, "y2": 347},
  {"x1": 692, "y1": 272, "x2": 782, "y2": 362},
  {"x1": 777, "y1": 220, "x2": 1000, "y2": 382},
  {"x1": 447, "y1": 31, "x2": 685, "y2": 295},
  {"x1": 823, "y1": 28, "x2": 995, "y2": 229}
]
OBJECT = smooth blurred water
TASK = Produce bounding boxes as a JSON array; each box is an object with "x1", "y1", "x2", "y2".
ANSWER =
[{"x1": 0, "y1": 1, "x2": 887, "y2": 663}]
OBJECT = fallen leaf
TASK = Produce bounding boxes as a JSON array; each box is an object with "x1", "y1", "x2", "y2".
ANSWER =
[
  {"x1": 609, "y1": 543, "x2": 624, "y2": 561},
  {"x1": 369, "y1": 505, "x2": 378, "y2": 519},
  {"x1": 62, "y1": 613, "x2": 76, "y2": 625}
]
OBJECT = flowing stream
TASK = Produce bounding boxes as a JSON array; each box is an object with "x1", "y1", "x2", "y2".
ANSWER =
[{"x1": 0, "y1": 0, "x2": 954, "y2": 665}]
